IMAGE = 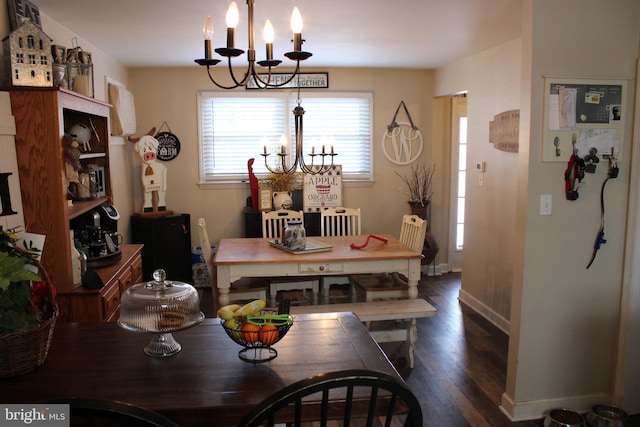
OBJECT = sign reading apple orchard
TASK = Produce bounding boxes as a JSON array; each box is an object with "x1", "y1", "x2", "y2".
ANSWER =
[{"x1": 303, "y1": 165, "x2": 342, "y2": 212}]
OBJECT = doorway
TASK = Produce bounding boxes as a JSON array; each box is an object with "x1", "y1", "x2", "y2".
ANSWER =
[{"x1": 448, "y1": 94, "x2": 467, "y2": 272}]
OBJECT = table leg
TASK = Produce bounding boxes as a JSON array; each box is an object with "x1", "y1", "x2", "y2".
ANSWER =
[
  {"x1": 407, "y1": 259, "x2": 421, "y2": 299},
  {"x1": 216, "y1": 265, "x2": 231, "y2": 307}
]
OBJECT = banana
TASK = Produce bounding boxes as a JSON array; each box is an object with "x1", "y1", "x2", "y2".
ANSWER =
[
  {"x1": 217, "y1": 304, "x2": 241, "y2": 320},
  {"x1": 234, "y1": 299, "x2": 266, "y2": 316}
]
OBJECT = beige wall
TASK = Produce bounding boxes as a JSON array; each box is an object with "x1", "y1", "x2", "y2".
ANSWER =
[
  {"x1": 128, "y1": 67, "x2": 443, "y2": 256},
  {"x1": 435, "y1": 38, "x2": 522, "y2": 330},
  {"x1": 436, "y1": 0, "x2": 640, "y2": 420}
]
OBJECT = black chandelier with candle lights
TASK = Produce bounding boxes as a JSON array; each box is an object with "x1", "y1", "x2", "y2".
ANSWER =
[
  {"x1": 194, "y1": 0, "x2": 311, "y2": 89},
  {"x1": 195, "y1": 0, "x2": 337, "y2": 174}
]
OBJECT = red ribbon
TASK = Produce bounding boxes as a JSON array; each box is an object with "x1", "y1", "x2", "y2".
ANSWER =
[{"x1": 350, "y1": 234, "x2": 389, "y2": 249}]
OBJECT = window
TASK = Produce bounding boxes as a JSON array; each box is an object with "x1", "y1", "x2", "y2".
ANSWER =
[{"x1": 198, "y1": 91, "x2": 372, "y2": 183}]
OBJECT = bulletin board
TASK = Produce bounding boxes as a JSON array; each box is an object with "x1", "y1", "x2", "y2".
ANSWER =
[{"x1": 542, "y1": 77, "x2": 627, "y2": 162}]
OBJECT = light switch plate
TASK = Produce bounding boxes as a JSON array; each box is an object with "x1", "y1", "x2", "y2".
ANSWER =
[{"x1": 540, "y1": 194, "x2": 552, "y2": 215}]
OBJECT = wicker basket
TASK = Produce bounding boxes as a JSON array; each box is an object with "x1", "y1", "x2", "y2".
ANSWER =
[
  {"x1": 0, "y1": 305, "x2": 58, "y2": 378},
  {"x1": 0, "y1": 248, "x2": 58, "y2": 379}
]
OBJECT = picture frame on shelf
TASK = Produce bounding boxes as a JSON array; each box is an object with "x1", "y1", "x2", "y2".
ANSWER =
[{"x1": 259, "y1": 188, "x2": 273, "y2": 211}]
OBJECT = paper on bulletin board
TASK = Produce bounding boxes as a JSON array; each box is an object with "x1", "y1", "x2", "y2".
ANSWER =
[
  {"x1": 575, "y1": 129, "x2": 618, "y2": 158},
  {"x1": 542, "y1": 77, "x2": 626, "y2": 162},
  {"x1": 303, "y1": 165, "x2": 342, "y2": 213}
]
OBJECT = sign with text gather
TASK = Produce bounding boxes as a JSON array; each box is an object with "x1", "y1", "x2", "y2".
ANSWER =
[{"x1": 303, "y1": 165, "x2": 342, "y2": 212}]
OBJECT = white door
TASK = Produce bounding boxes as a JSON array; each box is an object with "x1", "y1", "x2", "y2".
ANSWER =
[{"x1": 448, "y1": 95, "x2": 467, "y2": 272}]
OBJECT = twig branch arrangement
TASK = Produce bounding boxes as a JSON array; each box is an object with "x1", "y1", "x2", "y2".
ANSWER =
[{"x1": 396, "y1": 163, "x2": 435, "y2": 206}]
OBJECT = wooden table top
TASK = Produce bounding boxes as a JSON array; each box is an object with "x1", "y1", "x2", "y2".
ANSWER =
[
  {"x1": 214, "y1": 234, "x2": 422, "y2": 265},
  {"x1": 0, "y1": 313, "x2": 401, "y2": 426}
]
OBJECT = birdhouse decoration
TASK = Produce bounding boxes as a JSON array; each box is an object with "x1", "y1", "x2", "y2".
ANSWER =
[{"x1": 2, "y1": 18, "x2": 53, "y2": 87}]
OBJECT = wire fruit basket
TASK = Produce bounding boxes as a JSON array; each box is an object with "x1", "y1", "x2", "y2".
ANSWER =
[{"x1": 221, "y1": 312, "x2": 293, "y2": 363}]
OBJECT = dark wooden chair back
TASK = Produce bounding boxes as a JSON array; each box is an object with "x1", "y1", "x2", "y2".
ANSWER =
[{"x1": 237, "y1": 369, "x2": 423, "y2": 427}]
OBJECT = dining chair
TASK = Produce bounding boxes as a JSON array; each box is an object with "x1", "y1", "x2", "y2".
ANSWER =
[
  {"x1": 236, "y1": 369, "x2": 423, "y2": 427},
  {"x1": 351, "y1": 214, "x2": 427, "y2": 302},
  {"x1": 197, "y1": 218, "x2": 267, "y2": 312},
  {"x1": 261, "y1": 210, "x2": 320, "y2": 305},
  {"x1": 43, "y1": 397, "x2": 179, "y2": 426},
  {"x1": 320, "y1": 207, "x2": 361, "y2": 302}
]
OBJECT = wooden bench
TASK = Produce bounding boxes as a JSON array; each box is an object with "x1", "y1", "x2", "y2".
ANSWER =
[{"x1": 290, "y1": 298, "x2": 437, "y2": 368}]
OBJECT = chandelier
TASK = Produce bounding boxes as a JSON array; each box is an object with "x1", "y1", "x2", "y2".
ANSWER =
[
  {"x1": 261, "y1": 89, "x2": 337, "y2": 175},
  {"x1": 195, "y1": 0, "x2": 312, "y2": 89},
  {"x1": 195, "y1": 0, "x2": 337, "y2": 174}
]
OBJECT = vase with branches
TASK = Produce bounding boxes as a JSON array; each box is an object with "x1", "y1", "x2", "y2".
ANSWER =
[{"x1": 396, "y1": 163, "x2": 435, "y2": 207}]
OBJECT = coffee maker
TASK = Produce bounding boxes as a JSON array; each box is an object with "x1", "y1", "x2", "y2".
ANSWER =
[{"x1": 71, "y1": 203, "x2": 122, "y2": 268}]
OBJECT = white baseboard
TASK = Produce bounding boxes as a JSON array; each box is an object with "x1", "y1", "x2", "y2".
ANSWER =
[
  {"x1": 500, "y1": 390, "x2": 608, "y2": 421},
  {"x1": 421, "y1": 262, "x2": 451, "y2": 276},
  {"x1": 457, "y1": 288, "x2": 510, "y2": 335}
]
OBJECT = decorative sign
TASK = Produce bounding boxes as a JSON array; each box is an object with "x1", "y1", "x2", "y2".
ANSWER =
[
  {"x1": 303, "y1": 165, "x2": 342, "y2": 212},
  {"x1": 246, "y1": 72, "x2": 329, "y2": 90},
  {"x1": 381, "y1": 122, "x2": 423, "y2": 165},
  {"x1": 7, "y1": 0, "x2": 41, "y2": 30},
  {"x1": 155, "y1": 131, "x2": 180, "y2": 161},
  {"x1": 258, "y1": 187, "x2": 273, "y2": 211},
  {"x1": 489, "y1": 109, "x2": 520, "y2": 153},
  {"x1": 382, "y1": 101, "x2": 423, "y2": 165}
]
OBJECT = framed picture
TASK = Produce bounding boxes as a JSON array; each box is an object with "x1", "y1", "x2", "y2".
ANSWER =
[
  {"x1": 7, "y1": 0, "x2": 41, "y2": 30},
  {"x1": 259, "y1": 188, "x2": 273, "y2": 211}
]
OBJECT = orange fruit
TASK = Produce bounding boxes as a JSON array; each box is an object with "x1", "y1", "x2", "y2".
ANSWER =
[
  {"x1": 259, "y1": 324, "x2": 279, "y2": 346},
  {"x1": 241, "y1": 323, "x2": 260, "y2": 343}
]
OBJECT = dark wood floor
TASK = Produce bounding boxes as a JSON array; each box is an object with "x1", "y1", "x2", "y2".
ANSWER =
[{"x1": 200, "y1": 273, "x2": 638, "y2": 426}]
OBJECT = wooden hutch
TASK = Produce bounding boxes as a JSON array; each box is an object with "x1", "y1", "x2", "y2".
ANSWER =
[{"x1": 8, "y1": 87, "x2": 142, "y2": 322}]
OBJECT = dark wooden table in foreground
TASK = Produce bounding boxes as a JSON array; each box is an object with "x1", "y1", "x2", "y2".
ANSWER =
[{"x1": 1, "y1": 313, "x2": 401, "y2": 426}]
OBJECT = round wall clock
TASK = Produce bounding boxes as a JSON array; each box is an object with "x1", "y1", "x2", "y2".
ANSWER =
[{"x1": 155, "y1": 131, "x2": 181, "y2": 161}]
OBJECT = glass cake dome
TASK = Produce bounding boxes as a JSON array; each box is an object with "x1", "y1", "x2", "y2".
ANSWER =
[{"x1": 118, "y1": 269, "x2": 204, "y2": 356}]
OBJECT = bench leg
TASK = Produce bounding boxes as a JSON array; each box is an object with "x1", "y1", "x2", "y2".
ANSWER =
[{"x1": 406, "y1": 318, "x2": 417, "y2": 369}]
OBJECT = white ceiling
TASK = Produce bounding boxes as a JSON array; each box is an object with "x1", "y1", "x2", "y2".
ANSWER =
[{"x1": 33, "y1": 0, "x2": 522, "y2": 69}]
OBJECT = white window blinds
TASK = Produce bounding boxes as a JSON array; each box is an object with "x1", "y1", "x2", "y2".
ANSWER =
[{"x1": 198, "y1": 91, "x2": 372, "y2": 183}]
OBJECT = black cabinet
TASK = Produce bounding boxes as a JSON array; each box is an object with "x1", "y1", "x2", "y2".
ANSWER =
[
  {"x1": 131, "y1": 214, "x2": 192, "y2": 284},
  {"x1": 244, "y1": 190, "x2": 321, "y2": 237}
]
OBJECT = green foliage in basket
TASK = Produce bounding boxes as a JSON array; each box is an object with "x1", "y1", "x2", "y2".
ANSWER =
[{"x1": 0, "y1": 227, "x2": 55, "y2": 335}]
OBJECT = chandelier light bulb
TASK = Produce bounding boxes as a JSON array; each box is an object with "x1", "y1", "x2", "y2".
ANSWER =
[
  {"x1": 203, "y1": 16, "x2": 214, "y2": 59},
  {"x1": 226, "y1": 2, "x2": 239, "y2": 48},
  {"x1": 203, "y1": 16, "x2": 214, "y2": 40},
  {"x1": 226, "y1": 2, "x2": 240, "y2": 28},
  {"x1": 263, "y1": 20, "x2": 275, "y2": 44},
  {"x1": 290, "y1": 7, "x2": 303, "y2": 34},
  {"x1": 264, "y1": 20, "x2": 275, "y2": 60},
  {"x1": 291, "y1": 7, "x2": 303, "y2": 52}
]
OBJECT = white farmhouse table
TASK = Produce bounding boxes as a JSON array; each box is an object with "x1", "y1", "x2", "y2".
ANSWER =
[{"x1": 213, "y1": 234, "x2": 422, "y2": 307}]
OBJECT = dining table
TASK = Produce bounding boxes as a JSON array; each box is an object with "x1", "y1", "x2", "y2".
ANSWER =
[
  {"x1": 213, "y1": 234, "x2": 423, "y2": 307},
  {"x1": 0, "y1": 312, "x2": 403, "y2": 427}
]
